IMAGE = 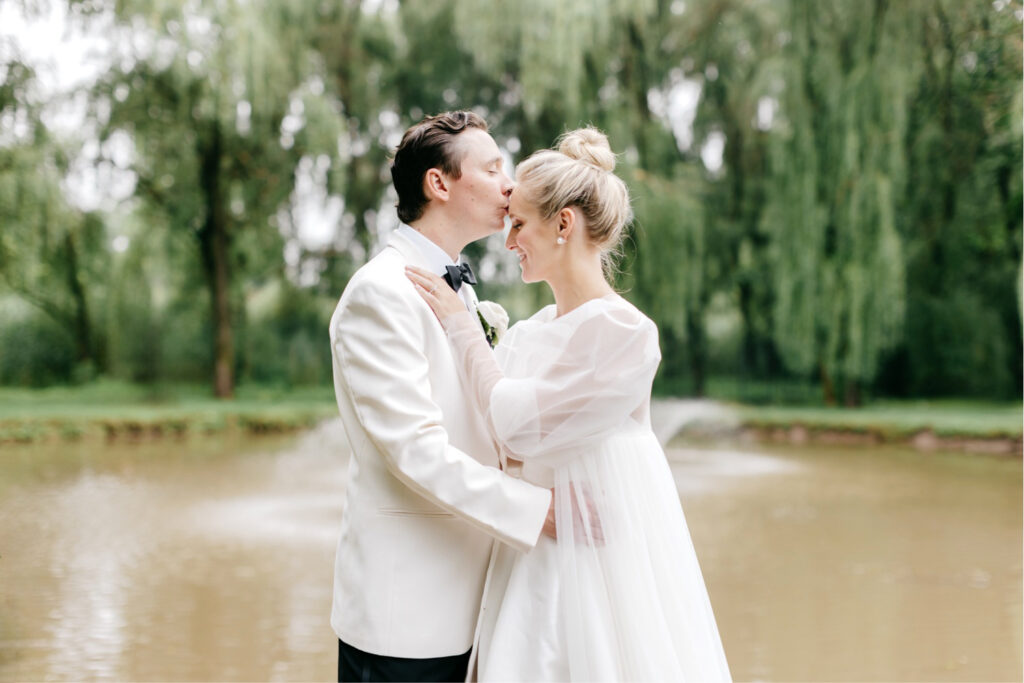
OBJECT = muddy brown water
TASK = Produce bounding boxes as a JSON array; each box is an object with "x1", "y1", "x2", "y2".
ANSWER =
[{"x1": 0, "y1": 419, "x2": 1020, "y2": 682}]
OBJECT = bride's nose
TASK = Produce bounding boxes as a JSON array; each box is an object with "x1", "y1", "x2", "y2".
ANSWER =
[{"x1": 505, "y1": 230, "x2": 516, "y2": 251}]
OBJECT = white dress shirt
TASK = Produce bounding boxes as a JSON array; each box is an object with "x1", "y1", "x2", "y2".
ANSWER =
[{"x1": 397, "y1": 224, "x2": 476, "y2": 311}]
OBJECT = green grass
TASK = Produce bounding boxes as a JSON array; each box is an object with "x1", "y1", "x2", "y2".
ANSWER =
[
  {"x1": 704, "y1": 376, "x2": 825, "y2": 405},
  {"x1": 733, "y1": 400, "x2": 1023, "y2": 439},
  {"x1": 2, "y1": 381, "x2": 1020, "y2": 445},
  {"x1": 0, "y1": 380, "x2": 338, "y2": 444}
]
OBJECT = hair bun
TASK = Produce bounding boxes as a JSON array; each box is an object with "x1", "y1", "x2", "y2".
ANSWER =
[{"x1": 557, "y1": 127, "x2": 616, "y2": 172}]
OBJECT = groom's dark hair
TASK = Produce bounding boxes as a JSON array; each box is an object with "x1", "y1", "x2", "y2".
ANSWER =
[{"x1": 391, "y1": 110, "x2": 488, "y2": 224}]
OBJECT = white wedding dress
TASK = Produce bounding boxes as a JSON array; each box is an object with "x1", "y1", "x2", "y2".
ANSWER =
[{"x1": 444, "y1": 294, "x2": 731, "y2": 682}]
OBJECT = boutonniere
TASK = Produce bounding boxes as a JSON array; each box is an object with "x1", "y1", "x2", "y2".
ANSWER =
[{"x1": 475, "y1": 301, "x2": 509, "y2": 348}]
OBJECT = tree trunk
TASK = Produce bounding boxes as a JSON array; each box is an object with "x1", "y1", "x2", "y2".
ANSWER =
[
  {"x1": 624, "y1": 20, "x2": 653, "y2": 167},
  {"x1": 820, "y1": 361, "x2": 836, "y2": 406},
  {"x1": 843, "y1": 379, "x2": 862, "y2": 408},
  {"x1": 63, "y1": 227, "x2": 95, "y2": 369},
  {"x1": 738, "y1": 279, "x2": 758, "y2": 376},
  {"x1": 686, "y1": 308, "x2": 706, "y2": 397},
  {"x1": 199, "y1": 123, "x2": 234, "y2": 399},
  {"x1": 209, "y1": 223, "x2": 234, "y2": 399}
]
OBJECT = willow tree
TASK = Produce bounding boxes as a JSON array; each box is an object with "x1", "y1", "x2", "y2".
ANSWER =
[
  {"x1": 0, "y1": 58, "x2": 107, "y2": 372},
  {"x1": 897, "y1": 0, "x2": 1023, "y2": 398},
  {"x1": 762, "y1": 0, "x2": 910, "y2": 405},
  {"x1": 683, "y1": 1, "x2": 784, "y2": 383},
  {"x1": 445, "y1": 0, "x2": 736, "y2": 378},
  {"x1": 307, "y1": 1, "x2": 522, "y2": 289},
  {"x1": 448, "y1": 0, "x2": 663, "y2": 155},
  {"x1": 306, "y1": 1, "x2": 398, "y2": 267},
  {"x1": 78, "y1": 0, "x2": 341, "y2": 396},
  {"x1": 623, "y1": 167, "x2": 713, "y2": 393}
]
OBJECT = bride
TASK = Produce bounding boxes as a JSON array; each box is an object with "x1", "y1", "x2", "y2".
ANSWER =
[{"x1": 406, "y1": 127, "x2": 731, "y2": 682}]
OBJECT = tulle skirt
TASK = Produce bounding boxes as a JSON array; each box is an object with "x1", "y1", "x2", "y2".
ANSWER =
[{"x1": 474, "y1": 426, "x2": 731, "y2": 682}]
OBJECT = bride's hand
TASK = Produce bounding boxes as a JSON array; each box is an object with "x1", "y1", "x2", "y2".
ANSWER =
[{"x1": 405, "y1": 266, "x2": 465, "y2": 322}]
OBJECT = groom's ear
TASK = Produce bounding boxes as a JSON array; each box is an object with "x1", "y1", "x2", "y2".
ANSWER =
[{"x1": 423, "y1": 168, "x2": 451, "y2": 203}]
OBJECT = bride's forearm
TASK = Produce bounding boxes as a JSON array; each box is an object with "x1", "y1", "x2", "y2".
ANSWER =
[{"x1": 441, "y1": 310, "x2": 504, "y2": 428}]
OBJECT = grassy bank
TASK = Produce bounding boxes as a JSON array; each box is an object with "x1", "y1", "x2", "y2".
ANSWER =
[
  {"x1": 0, "y1": 381, "x2": 338, "y2": 444},
  {"x1": 2, "y1": 382, "x2": 1020, "y2": 451},
  {"x1": 733, "y1": 401, "x2": 1022, "y2": 440}
]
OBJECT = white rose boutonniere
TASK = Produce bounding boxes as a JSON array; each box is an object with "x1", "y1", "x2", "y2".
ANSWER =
[{"x1": 476, "y1": 301, "x2": 509, "y2": 348}]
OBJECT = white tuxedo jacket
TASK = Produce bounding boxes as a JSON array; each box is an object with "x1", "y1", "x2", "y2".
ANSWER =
[{"x1": 329, "y1": 229, "x2": 551, "y2": 658}]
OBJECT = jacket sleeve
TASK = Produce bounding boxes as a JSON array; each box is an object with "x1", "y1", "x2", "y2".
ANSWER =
[{"x1": 331, "y1": 278, "x2": 551, "y2": 552}]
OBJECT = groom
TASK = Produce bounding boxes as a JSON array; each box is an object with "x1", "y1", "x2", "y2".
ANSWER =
[{"x1": 328, "y1": 111, "x2": 554, "y2": 682}]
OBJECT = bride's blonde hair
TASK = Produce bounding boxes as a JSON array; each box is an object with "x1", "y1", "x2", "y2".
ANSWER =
[{"x1": 515, "y1": 127, "x2": 632, "y2": 266}]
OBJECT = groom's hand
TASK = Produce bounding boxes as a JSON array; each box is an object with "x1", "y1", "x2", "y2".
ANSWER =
[
  {"x1": 541, "y1": 492, "x2": 557, "y2": 539},
  {"x1": 541, "y1": 486, "x2": 605, "y2": 545}
]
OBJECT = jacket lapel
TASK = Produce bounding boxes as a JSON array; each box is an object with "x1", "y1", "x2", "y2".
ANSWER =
[
  {"x1": 387, "y1": 229, "x2": 480, "y2": 314},
  {"x1": 385, "y1": 230, "x2": 432, "y2": 270},
  {"x1": 464, "y1": 281, "x2": 480, "y2": 312}
]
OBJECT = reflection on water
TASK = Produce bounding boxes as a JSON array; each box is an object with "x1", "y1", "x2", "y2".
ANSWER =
[
  {"x1": 672, "y1": 444, "x2": 1022, "y2": 682},
  {"x1": 0, "y1": 420, "x2": 1020, "y2": 682},
  {"x1": 0, "y1": 425, "x2": 345, "y2": 682}
]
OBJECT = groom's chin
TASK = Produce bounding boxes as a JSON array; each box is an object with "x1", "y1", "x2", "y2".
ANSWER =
[{"x1": 469, "y1": 224, "x2": 504, "y2": 243}]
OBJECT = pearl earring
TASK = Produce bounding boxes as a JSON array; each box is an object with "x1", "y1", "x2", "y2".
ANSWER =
[{"x1": 556, "y1": 237, "x2": 566, "y2": 245}]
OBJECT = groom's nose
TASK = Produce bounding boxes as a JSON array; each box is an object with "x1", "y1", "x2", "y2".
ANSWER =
[{"x1": 501, "y1": 174, "x2": 513, "y2": 196}]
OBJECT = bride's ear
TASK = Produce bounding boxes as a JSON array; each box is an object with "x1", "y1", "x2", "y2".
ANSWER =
[
  {"x1": 424, "y1": 168, "x2": 450, "y2": 202},
  {"x1": 556, "y1": 207, "x2": 576, "y2": 242}
]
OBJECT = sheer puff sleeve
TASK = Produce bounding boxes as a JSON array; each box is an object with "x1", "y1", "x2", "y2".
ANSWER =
[
  {"x1": 490, "y1": 299, "x2": 659, "y2": 461},
  {"x1": 442, "y1": 297, "x2": 660, "y2": 464}
]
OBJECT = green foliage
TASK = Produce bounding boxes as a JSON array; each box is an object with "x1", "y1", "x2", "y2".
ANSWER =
[
  {"x1": 0, "y1": 111, "x2": 110, "y2": 370},
  {"x1": 0, "y1": 0, "x2": 1018, "y2": 405},
  {"x1": 895, "y1": 0, "x2": 1024, "y2": 400},
  {"x1": 759, "y1": 1, "x2": 908, "y2": 403},
  {"x1": 156, "y1": 293, "x2": 214, "y2": 383},
  {"x1": 0, "y1": 299, "x2": 77, "y2": 386},
  {"x1": 239, "y1": 282, "x2": 333, "y2": 387},
  {"x1": 85, "y1": 0, "x2": 343, "y2": 395},
  {"x1": 623, "y1": 166, "x2": 715, "y2": 393},
  {"x1": 105, "y1": 245, "x2": 163, "y2": 383},
  {"x1": 626, "y1": 167, "x2": 708, "y2": 342},
  {"x1": 451, "y1": 0, "x2": 657, "y2": 120},
  {"x1": 903, "y1": 290, "x2": 1016, "y2": 398}
]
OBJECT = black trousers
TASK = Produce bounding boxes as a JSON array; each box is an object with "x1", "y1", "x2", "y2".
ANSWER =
[{"x1": 338, "y1": 638, "x2": 471, "y2": 683}]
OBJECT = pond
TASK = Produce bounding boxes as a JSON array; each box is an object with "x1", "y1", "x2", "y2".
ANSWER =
[{"x1": 0, "y1": 417, "x2": 1020, "y2": 681}]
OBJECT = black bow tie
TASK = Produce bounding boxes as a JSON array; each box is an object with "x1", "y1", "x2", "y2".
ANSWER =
[{"x1": 443, "y1": 262, "x2": 477, "y2": 292}]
